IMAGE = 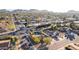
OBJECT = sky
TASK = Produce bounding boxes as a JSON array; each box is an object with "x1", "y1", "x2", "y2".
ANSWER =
[{"x1": 0, "y1": 0, "x2": 79, "y2": 12}]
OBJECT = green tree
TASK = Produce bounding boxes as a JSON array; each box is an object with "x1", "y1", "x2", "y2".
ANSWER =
[
  {"x1": 51, "y1": 24, "x2": 58, "y2": 30},
  {"x1": 70, "y1": 22, "x2": 77, "y2": 29},
  {"x1": 43, "y1": 37, "x2": 52, "y2": 44},
  {"x1": 33, "y1": 37, "x2": 41, "y2": 44},
  {"x1": 73, "y1": 15, "x2": 76, "y2": 18}
]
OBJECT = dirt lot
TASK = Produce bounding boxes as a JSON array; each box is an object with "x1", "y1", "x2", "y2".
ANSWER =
[{"x1": 48, "y1": 34, "x2": 79, "y2": 50}]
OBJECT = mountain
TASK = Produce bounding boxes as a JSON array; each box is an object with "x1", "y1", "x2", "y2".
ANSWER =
[
  {"x1": 67, "y1": 10, "x2": 79, "y2": 13},
  {"x1": 0, "y1": 9, "x2": 10, "y2": 13}
]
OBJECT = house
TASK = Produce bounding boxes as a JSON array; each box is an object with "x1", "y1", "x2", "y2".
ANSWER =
[
  {"x1": 73, "y1": 21, "x2": 79, "y2": 26},
  {"x1": 0, "y1": 36, "x2": 11, "y2": 50}
]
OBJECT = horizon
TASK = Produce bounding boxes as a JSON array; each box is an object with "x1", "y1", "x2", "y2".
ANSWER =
[
  {"x1": 0, "y1": 9, "x2": 79, "y2": 13},
  {"x1": 0, "y1": 0, "x2": 79, "y2": 12}
]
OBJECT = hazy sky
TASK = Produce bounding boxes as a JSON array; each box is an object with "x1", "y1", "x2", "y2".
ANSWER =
[{"x1": 0, "y1": 0, "x2": 79, "y2": 12}]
